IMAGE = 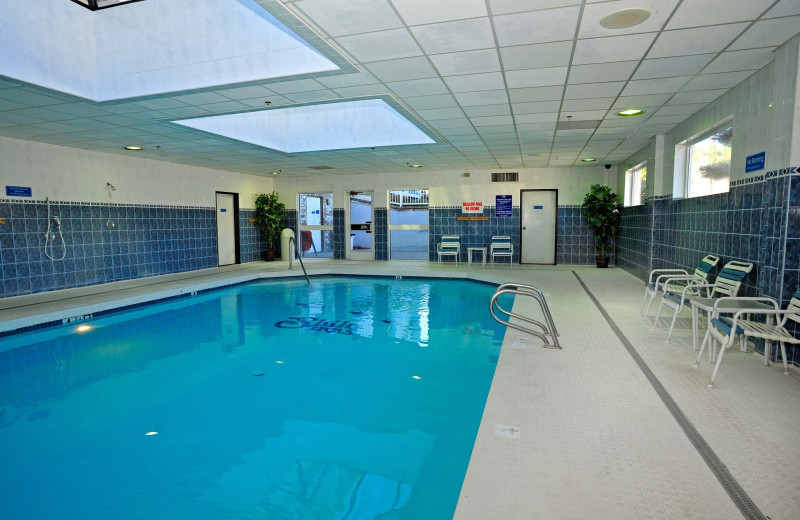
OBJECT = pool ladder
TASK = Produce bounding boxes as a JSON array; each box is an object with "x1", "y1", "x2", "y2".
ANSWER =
[
  {"x1": 288, "y1": 236, "x2": 310, "y2": 284},
  {"x1": 490, "y1": 282, "x2": 561, "y2": 349}
]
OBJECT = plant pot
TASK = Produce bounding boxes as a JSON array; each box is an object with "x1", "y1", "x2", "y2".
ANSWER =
[
  {"x1": 595, "y1": 255, "x2": 609, "y2": 268},
  {"x1": 263, "y1": 250, "x2": 275, "y2": 262}
]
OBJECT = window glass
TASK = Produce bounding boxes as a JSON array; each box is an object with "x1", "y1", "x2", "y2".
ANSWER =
[
  {"x1": 686, "y1": 126, "x2": 732, "y2": 198},
  {"x1": 388, "y1": 189, "x2": 429, "y2": 260},
  {"x1": 624, "y1": 162, "x2": 646, "y2": 207}
]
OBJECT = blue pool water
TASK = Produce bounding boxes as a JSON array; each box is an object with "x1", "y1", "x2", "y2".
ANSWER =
[{"x1": 0, "y1": 277, "x2": 509, "y2": 520}]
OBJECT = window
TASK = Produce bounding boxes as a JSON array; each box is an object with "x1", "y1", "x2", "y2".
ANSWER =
[
  {"x1": 624, "y1": 162, "x2": 646, "y2": 207},
  {"x1": 679, "y1": 124, "x2": 732, "y2": 198},
  {"x1": 388, "y1": 189, "x2": 429, "y2": 260},
  {"x1": 298, "y1": 193, "x2": 334, "y2": 258}
]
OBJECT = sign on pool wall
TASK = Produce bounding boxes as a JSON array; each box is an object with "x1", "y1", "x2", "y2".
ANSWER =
[
  {"x1": 462, "y1": 201, "x2": 483, "y2": 214},
  {"x1": 745, "y1": 151, "x2": 765, "y2": 173},
  {"x1": 496, "y1": 195, "x2": 512, "y2": 217}
]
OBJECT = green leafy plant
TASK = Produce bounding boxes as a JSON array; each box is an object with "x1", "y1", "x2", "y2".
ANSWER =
[
  {"x1": 254, "y1": 192, "x2": 286, "y2": 254},
  {"x1": 582, "y1": 184, "x2": 621, "y2": 264}
]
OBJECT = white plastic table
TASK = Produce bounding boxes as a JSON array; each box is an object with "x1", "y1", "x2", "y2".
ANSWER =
[
  {"x1": 689, "y1": 297, "x2": 774, "y2": 363},
  {"x1": 467, "y1": 247, "x2": 487, "y2": 266}
]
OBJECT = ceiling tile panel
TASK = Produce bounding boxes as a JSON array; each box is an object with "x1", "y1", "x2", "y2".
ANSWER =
[
  {"x1": 443, "y1": 72, "x2": 506, "y2": 93},
  {"x1": 565, "y1": 82, "x2": 625, "y2": 99},
  {"x1": 454, "y1": 90, "x2": 509, "y2": 106},
  {"x1": 387, "y1": 78, "x2": 449, "y2": 97},
  {"x1": 506, "y1": 67, "x2": 569, "y2": 89},
  {"x1": 463, "y1": 105, "x2": 512, "y2": 117},
  {"x1": 512, "y1": 101, "x2": 562, "y2": 114},
  {"x1": 667, "y1": 0, "x2": 775, "y2": 29},
  {"x1": 508, "y1": 86, "x2": 564, "y2": 103},
  {"x1": 622, "y1": 76, "x2": 691, "y2": 96},
  {"x1": 390, "y1": 0, "x2": 487, "y2": 25},
  {"x1": 728, "y1": 16, "x2": 800, "y2": 51},
  {"x1": 680, "y1": 71, "x2": 757, "y2": 91},
  {"x1": 411, "y1": 18, "x2": 495, "y2": 54},
  {"x1": 335, "y1": 29, "x2": 422, "y2": 62},
  {"x1": 493, "y1": 6, "x2": 581, "y2": 47},
  {"x1": 293, "y1": 0, "x2": 402, "y2": 37},
  {"x1": 568, "y1": 61, "x2": 638, "y2": 84},
  {"x1": 429, "y1": 49, "x2": 501, "y2": 76},
  {"x1": 634, "y1": 54, "x2": 716, "y2": 80},
  {"x1": 765, "y1": 0, "x2": 800, "y2": 18},
  {"x1": 647, "y1": 24, "x2": 750, "y2": 58},
  {"x1": 573, "y1": 33, "x2": 658, "y2": 65},
  {"x1": 499, "y1": 41, "x2": 574, "y2": 70},
  {"x1": 365, "y1": 57, "x2": 438, "y2": 82},
  {"x1": 703, "y1": 48, "x2": 776, "y2": 74}
]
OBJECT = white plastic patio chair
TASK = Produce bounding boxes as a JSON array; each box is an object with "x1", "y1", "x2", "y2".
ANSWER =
[
  {"x1": 695, "y1": 290, "x2": 800, "y2": 387},
  {"x1": 652, "y1": 260, "x2": 754, "y2": 341},
  {"x1": 490, "y1": 235, "x2": 513, "y2": 266},
  {"x1": 436, "y1": 235, "x2": 460, "y2": 264},
  {"x1": 641, "y1": 254, "x2": 720, "y2": 323}
]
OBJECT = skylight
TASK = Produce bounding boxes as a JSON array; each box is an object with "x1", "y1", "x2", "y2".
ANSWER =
[
  {"x1": 0, "y1": 0, "x2": 338, "y2": 101},
  {"x1": 171, "y1": 99, "x2": 436, "y2": 153}
]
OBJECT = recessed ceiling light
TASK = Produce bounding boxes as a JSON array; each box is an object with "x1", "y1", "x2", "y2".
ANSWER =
[
  {"x1": 600, "y1": 8, "x2": 651, "y2": 29},
  {"x1": 124, "y1": 146, "x2": 143, "y2": 150},
  {"x1": 617, "y1": 109, "x2": 645, "y2": 117},
  {"x1": 408, "y1": 164, "x2": 423, "y2": 168},
  {"x1": 582, "y1": 158, "x2": 596, "y2": 162}
]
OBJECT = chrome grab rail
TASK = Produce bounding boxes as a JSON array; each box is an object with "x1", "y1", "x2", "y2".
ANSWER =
[
  {"x1": 490, "y1": 282, "x2": 561, "y2": 349},
  {"x1": 288, "y1": 236, "x2": 310, "y2": 284}
]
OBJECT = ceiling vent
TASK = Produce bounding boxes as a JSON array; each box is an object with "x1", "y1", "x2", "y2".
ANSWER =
[
  {"x1": 308, "y1": 165, "x2": 335, "y2": 170},
  {"x1": 556, "y1": 120, "x2": 601, "y2": 131},
  {"x1": 491, "y1": 172, "x2": 519, "y2": 182}
]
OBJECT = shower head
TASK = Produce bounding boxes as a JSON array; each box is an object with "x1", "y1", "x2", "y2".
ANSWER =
[{"x1": 107, "y1": 182, "x2": 116, "y2": 191}]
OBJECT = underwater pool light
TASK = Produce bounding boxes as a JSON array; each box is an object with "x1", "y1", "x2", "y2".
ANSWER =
[{"x1": 76, "y1": 324, "x2": 92, "y2": 332}]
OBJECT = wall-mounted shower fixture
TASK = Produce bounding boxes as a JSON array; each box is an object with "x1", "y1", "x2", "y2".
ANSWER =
[
  {"x1": 106, "y1": 220, "x2": 116, "y2": 230},
  {"x1": 107, "y1": 182, "x2": 116, "y2": 191},
  {"x1": 44, "y1": 197, "x2": 66, "y2": 261}
]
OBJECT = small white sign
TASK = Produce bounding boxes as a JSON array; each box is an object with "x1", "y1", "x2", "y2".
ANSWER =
[
  {"x1": 494, "y1": 424, "x2": 521, "y2": 439},
  {"x1": 462, "y1": 201, "x2": 484, "y2": 214}
]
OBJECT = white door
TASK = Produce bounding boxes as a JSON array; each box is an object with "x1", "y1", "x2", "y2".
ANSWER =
[
  {"x1": 520, "y1": 189, "x2": 557, "y2": 264},
  {"x1": 216, "y1": 192, "x2": 236, "y2": 266},
  {"x1": 347, "y1": 191, "x2": 373, "y2": 260}
]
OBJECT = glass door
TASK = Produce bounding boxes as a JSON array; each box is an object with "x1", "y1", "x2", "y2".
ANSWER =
[
  {"x1": 388, "y1": 189, "x2": 429, "y2": 260},
  {"x1": 299, "y1": 192, "x2": 333, "y2": 258},
  {"x1": 347, "y1": 191, "x2": 373, "y2": 260}
]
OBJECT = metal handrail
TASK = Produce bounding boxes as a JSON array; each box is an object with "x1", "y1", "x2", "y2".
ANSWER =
[
  {"x1": 490, "y1": 282, "x2": 561, "y2": 349},
  {"x1": 288, "y1": 236, "x2": 310, "y2": 284}
]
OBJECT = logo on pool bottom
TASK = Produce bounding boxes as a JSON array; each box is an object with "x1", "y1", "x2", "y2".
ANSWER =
[{"x1": 275, "y1": 316, "x2": 358, "y2": 335}]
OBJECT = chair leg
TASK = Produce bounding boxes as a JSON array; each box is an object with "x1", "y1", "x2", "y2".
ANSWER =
[
  {"x1": 643, "y1": 291, "x2": 657, "y2": 323},
  {"x1": 640, "y1": 289, "x2": 649, "y2": 315},
  {"x1": 695, "y1": 330, "x2": 712, "y2": 367},
  {"x1": 652, "y1": 298, "x2": 666, "y2": 331},
  {"x1": 780, "y1": 342, "x2": 789, "y2": 374},
  {"x1": 709, "y1": 343, "x2": 729, "y2": 387},
  {"x1": 666, "y1": 304, "x2": 682, "y2": 342}
]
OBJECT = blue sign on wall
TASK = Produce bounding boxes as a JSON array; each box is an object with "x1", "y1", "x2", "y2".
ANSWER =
[
  {"x1": 745, "y1": 151, "x2": 765, "y2": 173},
  {"x1": 6, "y1": 186, "x2": 32, "y2": 197},
  {"x1": 496, "y1": 195, "x2": 512, "y2": 217}
]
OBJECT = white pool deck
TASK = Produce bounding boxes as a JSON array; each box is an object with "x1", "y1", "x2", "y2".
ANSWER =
[{"x1": 1, "y1": 260, "x2": 798, "y2": 520}]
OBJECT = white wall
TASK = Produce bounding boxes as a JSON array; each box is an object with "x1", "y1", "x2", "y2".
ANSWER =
[
  {"x1": 0, "y1": 135, "x2": 274, "y2": 207},
  {"x1": 276, "y1": 167, "x2": 613, "y2": 209},
  {"x1": 621, "y1": 34, "x2": 800, "y2": 195}
]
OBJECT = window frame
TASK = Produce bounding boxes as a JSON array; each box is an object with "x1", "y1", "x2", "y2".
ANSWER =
[
  {"x1": 675, "y1": 118, "x2": 733, "y2": 199},
  {"x1": 624, "y1": 161, "x2": 647, "y2": 207}
]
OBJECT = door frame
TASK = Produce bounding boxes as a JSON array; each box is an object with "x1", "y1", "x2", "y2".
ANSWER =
[
  {"x1": 215, "y1": 191, "x2": 240, "y2": 266},
  {"x1": 346, "y1": 190, "x2": 374, "y2": 260},
  {"x1": 519, "y1": 189, "x2": 557, "y2": 265}
]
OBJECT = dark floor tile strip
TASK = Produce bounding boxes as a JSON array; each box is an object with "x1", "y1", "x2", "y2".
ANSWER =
[{"x1": 572, "y1": 270, "x2": 766, "y2": 520}]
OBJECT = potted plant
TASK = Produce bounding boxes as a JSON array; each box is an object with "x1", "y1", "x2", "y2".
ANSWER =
[
  {"x1": 254, "y1": 192, "x2": 286, "y2": 261},
  {"x1": 582, "y1": 184, "x2": 620, "y2": 268}
]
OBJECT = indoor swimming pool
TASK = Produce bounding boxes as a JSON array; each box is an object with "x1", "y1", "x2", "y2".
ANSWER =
[{"x1": 0, "y1": 277, "x2": 509, "y2": 520}]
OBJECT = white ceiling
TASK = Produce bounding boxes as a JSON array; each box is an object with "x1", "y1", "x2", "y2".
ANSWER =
[{"x1": 0, "y1": 0, "x2": 797, "y2": 176}]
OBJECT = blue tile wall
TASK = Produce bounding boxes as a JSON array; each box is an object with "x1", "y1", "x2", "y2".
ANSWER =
[
  {"x1": 617, "y1": 168, "x2": 800, "y2": 364},
  {"x1": 333, "y1": 208, "x2": 345, "y2": 259},
  {"x1": 0, "y1": 199, "x2": 217, "y2": 298},
  {"x1": 557, "y1": 206, "x2": 597, "y2": 265},
  {"x1": 427, "y1": 205, "x2": 596, "y2": 265},
  {"x1": 374, "y1": 208, "x2": 388, "y2": 260},
  {"x1": 238, "y1": 209, "x2": 267, "y2": 263},
  {"x1": 617, "y1": 203, "x2": 652, "y2": 280}
]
